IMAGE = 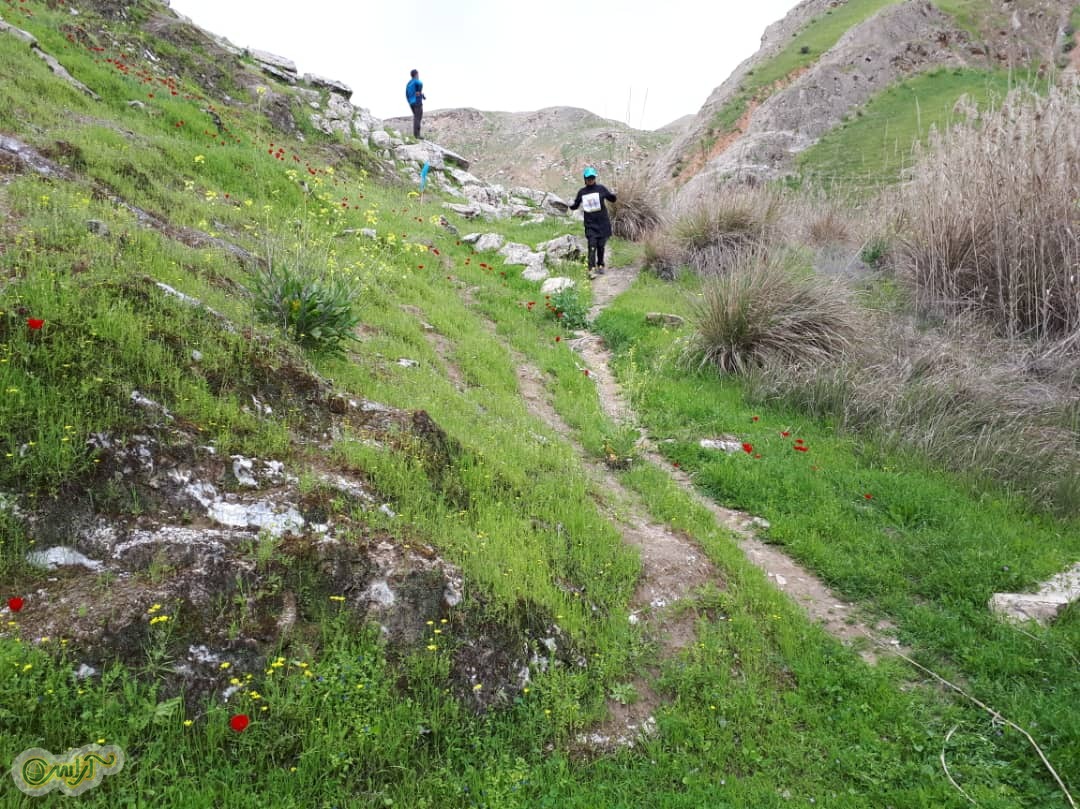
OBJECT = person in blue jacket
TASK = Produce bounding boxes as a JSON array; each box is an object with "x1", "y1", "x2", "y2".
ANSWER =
[
  {"x1": 405, "y1": 69, "x2": 426, "y2": 139},
  {"x1": 568, "y1": 167, "x2": 617, "y2": 276}
]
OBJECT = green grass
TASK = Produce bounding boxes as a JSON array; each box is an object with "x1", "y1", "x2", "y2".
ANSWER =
[
  {"x1": 930, "y1": 0, "x2": 1007, "y2": 37},
  {"x1": 592, "y1": 272, "x2": 1080, "y2": 805},
  {"x1": 1, "y1": 2, "x2": 1079, "y2": 807},
  {"x1": 796, "y1": 68, "x2": 1020, "y2": 187}
]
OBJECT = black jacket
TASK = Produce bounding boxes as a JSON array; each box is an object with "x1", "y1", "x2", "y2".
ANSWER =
[{"x1": 569, "y1": 183, "x2": 617, "y2": 238}]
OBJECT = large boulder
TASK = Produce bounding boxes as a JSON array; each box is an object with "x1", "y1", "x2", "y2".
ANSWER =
[
  {"x1": 541, "y1": 277, "x2": 575, "y2": 295},
  {"x1": 537, "y1": 234, "x2": 586, "y2": 262},
  {"x1": 475, "y1": 233, "x2": 506, "y2": 252},
  {"x1": 303, "y1": 73, "x2": 352, "y2": 99}
]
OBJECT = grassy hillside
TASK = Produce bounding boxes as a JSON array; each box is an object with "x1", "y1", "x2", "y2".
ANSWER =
[
  {"x1": 795, "y1": 67, "x2": 1021, "y2": 187},
  {"x1": 0, "y1": 2, "x2": 1077, "y2": 807}
]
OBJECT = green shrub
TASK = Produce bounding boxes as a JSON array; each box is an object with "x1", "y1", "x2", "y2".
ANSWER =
[
  {"x1": 249, "y1": 262, "x2": 362, "y2": 354},
  {"x1": 685, "y1": 249, "x2": 861, "y2": 374},
  {"x1": 545, "y1": 286, "x2": 590, "y2": 330},
  {"x1": 860, "y1": 238, "x2": 890, "y2": 268}
]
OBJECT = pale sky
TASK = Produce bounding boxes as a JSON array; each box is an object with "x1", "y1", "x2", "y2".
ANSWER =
[{"x1": 168, "y1": 0, "x2": 801, "y2": 131}]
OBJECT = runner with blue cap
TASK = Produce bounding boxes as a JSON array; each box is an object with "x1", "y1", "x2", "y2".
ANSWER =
[{"x1": 569, "y1": 167, "x2": 617, "y2": 277}]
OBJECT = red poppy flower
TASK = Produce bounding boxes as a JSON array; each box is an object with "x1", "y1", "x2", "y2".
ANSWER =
[
  {"x1": 863, "y1": 493, "x2": 873, "y2": 500},
  {"x1": 417, "y1": 264, "x2": 424, "y2": 269},
  {"x1": 780, "y1": 431, "x2": 790, "y2": 438},
  {"x1": 672, "y1": 461, "x2": 680, "y2": 469},
  {"x1": 554, "y1": 336, "x2": 561, "y2": 343},
  {"x1": 742, "y1": 443, "x2": 753, "y2": 454},
  {"x1": 26, "y1": 318, "x2": 44, "y2": 330},
  {"x1": 582, "y1": 369, "x2": 590, "y2": 377},
  {"x1": 794, "y1": 438, "x2": 805, "y2": 446},
  {"x1": 7, "y1": 597, "x2": 24, "y2": 613},
  {"x1": 793, "y1": 445, "x2": 809, "y2": 453},
  {"x1": 229, "y1": 714, "x2": 250, "y2": 732}
]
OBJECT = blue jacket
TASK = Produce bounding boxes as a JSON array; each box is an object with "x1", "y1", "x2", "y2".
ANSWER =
[{"x1": 406, "y1": 78, "x2": 424, "y2": 106}]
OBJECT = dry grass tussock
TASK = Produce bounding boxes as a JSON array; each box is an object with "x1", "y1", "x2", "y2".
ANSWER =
[
  {"x1": 684, "y1": 249, "x2": 864, "y2": 374},
  {"x1": 658, "y1": 185, "x2": 786, "y2": 276},
  {"x1": 746, "y1": 317, "x2": 1080, "y2": 513},
  {"x1": 610, "y1": 172, "x2": 664, "y2": 242},
  {"x1": 898, "y1": 81, "x2": 1080, "y2": 342}
]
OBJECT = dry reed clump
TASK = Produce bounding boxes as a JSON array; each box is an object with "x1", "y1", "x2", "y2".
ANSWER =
[
  {"x1": 897, "y1": 81, "x2": 1080, "y2": 341},
  {"x1": 642, "y1": 232, "x2": 683, "y2": 280},
  {"x1": 670, "y1": 185, "x2": 785, "y2": 275},
  {"x1": 684, "y1": 249, "x2": 863, "y2": 374},
  {"x1": 745, "y1": 317, "x2": 1080, "y2": 513},
  {"x1": 794, "y1": 190, "x2": 857, "y2": 248},
  {"x1": 610, "y1": 172, "x2": 664, "y2": 241}
]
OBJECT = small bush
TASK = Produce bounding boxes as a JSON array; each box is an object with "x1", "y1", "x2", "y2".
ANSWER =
[
  {"x1": 610, "y1": 173, "x2": 663, "y2": 241},
  {"x1": 250, "y1": 262, "x2": 362, "y2": 354},
  {"x1": 671, "y1": 186, "x2": 784, "y2": 275},
  {"x1": 684, "y1": 249, "x2": 861, "y2": 374},
  {"x1": 859, "y1": 238, "x2": 890, "y2": 268},
  {"x1": 545, "y1": 286, "x2": 589, "y2": 330}
]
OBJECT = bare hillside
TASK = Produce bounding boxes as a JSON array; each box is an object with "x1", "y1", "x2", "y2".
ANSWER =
[
  {"x1": 653, "y1": 0, "x2": 1075, "y2": 196},
  {"x1": 386, "y1": 106, "x2": 675, "y2": 197}
]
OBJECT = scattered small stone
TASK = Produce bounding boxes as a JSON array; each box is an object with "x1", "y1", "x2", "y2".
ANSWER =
[
  {"x1": 86, "y1": 219, "x2": 109, "y2": 236},
  {"x1": 27, "y1": 546, "x2": 103, "y2": 572},
  {"x1": 397, "y1": 358, "x2": 419, "y2": 368},
  {"x1": 190, "y1": 349, "x2": 203, "y2": 362},
  {"x1": 645, "y1": 312, "x2": 686, "y2": 328},
  {"x1": 699, "y1": 437, "x2": 742, "y2": 453}
]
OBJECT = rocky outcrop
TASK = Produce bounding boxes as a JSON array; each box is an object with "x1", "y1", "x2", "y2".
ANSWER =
[
  {"x1": 0, "y1": 13, "x2": 100, "y2": 99},
  {"x1": 656, "y1": 1, "x2": 977, "y2": 193},
  {"x1": 386, "y1": 106, "x2": 672, "y2": 195}
]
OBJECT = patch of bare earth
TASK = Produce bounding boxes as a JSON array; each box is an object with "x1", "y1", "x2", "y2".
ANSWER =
[{"x1": 514, "y1": 360, "x2": 715, "y2": 750}]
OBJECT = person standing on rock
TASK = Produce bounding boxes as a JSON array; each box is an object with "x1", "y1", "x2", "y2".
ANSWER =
[
  {"x1": 568, "y1": 167, "x2": 616, "y2": 277},
  {"x1": 405, "y1": 69, "x2": 426, "y2": 139}
]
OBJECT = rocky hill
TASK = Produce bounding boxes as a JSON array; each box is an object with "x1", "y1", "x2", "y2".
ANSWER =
[
  {"x1": 386, "y1": 106, "x2": 676, "y2": 197},
  {"x1": 653, "y1": 0, "x2": 1076, "y2": 196}
]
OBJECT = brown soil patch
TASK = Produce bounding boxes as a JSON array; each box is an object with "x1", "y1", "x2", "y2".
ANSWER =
[
  {"x1": 676, "y1": 65, "x2": 811, "y2": 186},
  {"x1": 513, "y1": 354, "x2": 718, "y2": 748}
]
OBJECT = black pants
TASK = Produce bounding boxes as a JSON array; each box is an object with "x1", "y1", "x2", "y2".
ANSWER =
[
  {"x1": 587, "y1": 235, "x2": 607, "y2": 269},
  {"x1": 410, "y1": 102, "x2": 423, "y2": 138}
]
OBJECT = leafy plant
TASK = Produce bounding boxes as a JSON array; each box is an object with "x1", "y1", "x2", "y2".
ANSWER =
[
  {"x1": 545, "y1": 287, "x2": 590, "y2": 330},
  {"x1": 249, "y1": 261, "x2": 362, "y2": 354}
]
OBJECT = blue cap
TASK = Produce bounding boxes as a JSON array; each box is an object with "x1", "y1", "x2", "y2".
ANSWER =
[{"x1": 583, "y1": 167, "x2": 597, "y2": 179}]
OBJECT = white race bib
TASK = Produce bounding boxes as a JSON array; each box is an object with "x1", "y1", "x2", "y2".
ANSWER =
[{"x1": 582, "y1": 192, "x2": 602, "y2": 213}]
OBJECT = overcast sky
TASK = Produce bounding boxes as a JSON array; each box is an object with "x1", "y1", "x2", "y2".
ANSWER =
[{"x1": 168, "y1": 0, "x2": 801, "y2": 131}]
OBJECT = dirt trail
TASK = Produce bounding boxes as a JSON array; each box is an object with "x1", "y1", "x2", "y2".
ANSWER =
[
  {"x1": 577, "y1": 265, "x2": 894, "y2": 663},
  {"x1": 445, "y1": 264, "x2": 893, "y2": 746}
]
